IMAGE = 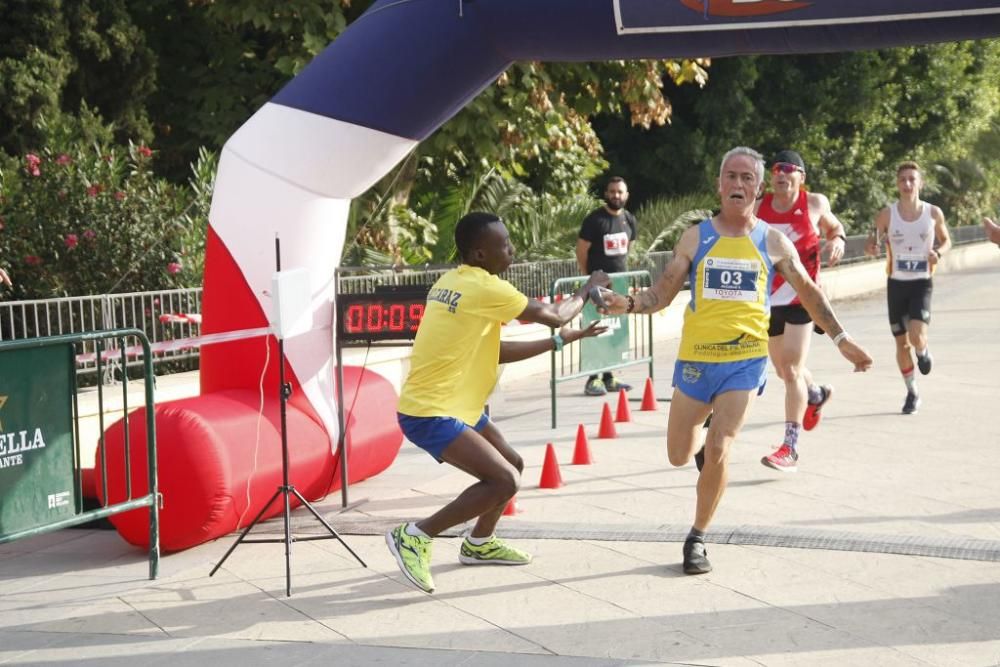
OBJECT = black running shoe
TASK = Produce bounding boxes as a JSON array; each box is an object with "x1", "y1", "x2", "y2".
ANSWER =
[
  {"x1": 917, "y1": 351, "x2": 933, "y2": 376},
  {"x1": 902, "y1": 391, "x2": 921, "y2": 415},
  {"x1": 683, "y1": 538, "x2": 712, "y2": 575}
]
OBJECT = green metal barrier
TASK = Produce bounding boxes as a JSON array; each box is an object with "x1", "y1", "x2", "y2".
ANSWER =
[
  {"x1": 549, "y1": 271, "x2": 654, "y2": 427},
  {"x1": 0, "y1": 329, "x2": 159, "y2": 580}
]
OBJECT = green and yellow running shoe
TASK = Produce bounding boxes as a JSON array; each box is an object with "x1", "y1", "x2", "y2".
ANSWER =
[
  {"x1": 459, "y1": 536, "x2": 533, "y2": 566},
  {"x1": 386, "y1": 523, "x2": 434, "y2": 592}
]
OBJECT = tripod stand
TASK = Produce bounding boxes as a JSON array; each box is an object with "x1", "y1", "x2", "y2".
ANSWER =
[{"x1": 209, "y1": 238, "x2": 366, "y2": 597}]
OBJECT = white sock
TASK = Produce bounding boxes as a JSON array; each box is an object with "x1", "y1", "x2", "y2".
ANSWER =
[
  {"x1": 466, "y1": 534, "x2": 493, "y2": 546},
  {"x1": 917, "y1": 347, "x2": 928, "y2": 357},
  {"x1": 406, "y1": 522, "x2": 430, "y2": 539}
]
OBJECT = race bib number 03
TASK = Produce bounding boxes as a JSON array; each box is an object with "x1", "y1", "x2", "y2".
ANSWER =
[{"x1": 702, "y1": 257, "x2": 760, "y2": 302}]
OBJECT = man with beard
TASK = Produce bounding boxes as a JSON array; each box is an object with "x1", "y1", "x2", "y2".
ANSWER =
[
  {"x1": 594, "y1": 147, "x2": 872, "y2": 575},
  {"x1": 576, "y1": 176, "x2": 638, "y2": 396}
]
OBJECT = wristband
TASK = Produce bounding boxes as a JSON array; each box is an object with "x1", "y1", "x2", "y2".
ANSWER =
[
  {"x1": 551, "y1": 333, "x2": 565, "y2": 351},
  {"x1": 626, "y1": 295, "x2": 635, "y2": 314},
  {"x1": 832, "y1": 331, "x2": 850, "y2": 346},
  {"x1": 834, "y1": 233, "x2": 846, "y2": 242}
]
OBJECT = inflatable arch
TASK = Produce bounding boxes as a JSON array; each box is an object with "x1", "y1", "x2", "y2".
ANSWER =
[{"x1": 101, "y1": 0, "x2": 1000, "y2": 550}]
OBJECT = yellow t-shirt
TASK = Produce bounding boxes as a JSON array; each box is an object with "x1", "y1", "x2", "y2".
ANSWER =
[
  {"x1": 397, "y1": 265, "x2": 529, "y2": 424},
  {"x1": 678, "y1": 219, "x2": 773, "y2": 362}
]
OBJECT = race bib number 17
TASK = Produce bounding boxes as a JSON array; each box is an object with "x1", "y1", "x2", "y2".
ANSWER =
[
  {"x1": 702, "y1": 257, "x2": 760, "y2": 302},
  {"x1": 895, "y1": 254, "x2": 928, "y2": 273}
]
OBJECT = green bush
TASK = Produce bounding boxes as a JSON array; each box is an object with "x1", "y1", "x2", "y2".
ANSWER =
[
  {"x1": 634, "y1": 192, "x2": 717, "y2": 253},
  {"x1": 0, "y1": 109, "x2": 213, "y2": 300}
]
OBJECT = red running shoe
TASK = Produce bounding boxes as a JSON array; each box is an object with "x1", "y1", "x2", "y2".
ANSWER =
[
  {"x1": 802, "y1": 384, "x2": 833, "y2": 431},
  {"x1": 761, "y1": 444, "x2": 799, "y2": 473}
]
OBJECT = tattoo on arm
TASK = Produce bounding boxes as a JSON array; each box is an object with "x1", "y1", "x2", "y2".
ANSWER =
[
  {"x1": 811, "y1": 300, "x2": 842, "y2": 338},
  {"x1": 636, "y1": 290, "x2": 660, "y2": 314}
]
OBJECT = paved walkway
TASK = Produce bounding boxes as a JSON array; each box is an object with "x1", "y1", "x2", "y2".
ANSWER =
[{"x1": 3, "y1": 262, "x2": 1000, "y2": 666}]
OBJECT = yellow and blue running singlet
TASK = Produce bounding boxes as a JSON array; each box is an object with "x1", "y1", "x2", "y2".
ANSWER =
[{"x1": 678, "y1": 219, "x2": 774, "y2": 362}]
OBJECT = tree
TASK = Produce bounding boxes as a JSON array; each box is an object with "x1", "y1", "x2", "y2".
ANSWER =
[
  {"x1": 0, "y1": 0, "x2": 156, "y2": 155},
  {"x1": 596, "y1": 41, "x2": 1000, "y2": 232}
]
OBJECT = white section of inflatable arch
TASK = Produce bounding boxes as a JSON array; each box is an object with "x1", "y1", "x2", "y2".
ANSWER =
[{"x1": 209, "y1": 102, "x2": 418, "y2": 443}]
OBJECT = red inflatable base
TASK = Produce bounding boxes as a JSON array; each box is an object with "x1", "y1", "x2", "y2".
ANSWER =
[{"x1": 95, "y1": 367, "x2": 402, "y2": 552}]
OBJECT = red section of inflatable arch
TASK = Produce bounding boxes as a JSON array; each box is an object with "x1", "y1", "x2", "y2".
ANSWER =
[
  {"x1": 93, "y1": 226, "x2": 403, "y2": 552},
  {"x1": 199, "y1": 225, "x2": 321, "y2": 427},
  {"x1": 95, "y1": 366, "x2": 402, "y2": 552}
]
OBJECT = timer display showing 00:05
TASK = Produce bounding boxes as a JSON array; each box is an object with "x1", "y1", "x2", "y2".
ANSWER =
[{"x1": 336, "y1": 291, "x2": 429, "y2": 342}]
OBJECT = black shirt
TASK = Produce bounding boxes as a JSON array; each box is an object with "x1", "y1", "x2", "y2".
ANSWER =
[{"x1": 578, "y1": 207, "x2": 637, "y2": 273}]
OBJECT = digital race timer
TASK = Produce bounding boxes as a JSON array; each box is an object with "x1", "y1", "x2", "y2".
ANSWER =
[{"x1": 335, "y1": 285, "x2": 431, "y2": 343}]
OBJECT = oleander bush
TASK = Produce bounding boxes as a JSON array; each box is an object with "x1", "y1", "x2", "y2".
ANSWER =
[{"x1": 0, "y1": 108, "x2": 213, "y2": 300}]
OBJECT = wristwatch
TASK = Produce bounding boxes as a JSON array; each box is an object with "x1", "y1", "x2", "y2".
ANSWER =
[{"x1": 551, "y1": 333, "x2": 565, "y2": 351}]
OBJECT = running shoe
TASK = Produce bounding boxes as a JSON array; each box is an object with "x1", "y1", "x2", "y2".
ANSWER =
[
  {"x1": 386, "y1": 523, "x2": 434, "y2": 592},
  {"x1": 459, "y1": 536, "x2": 532, "y2": 565},
  {"x1": 917, "y1": 351, "x2": 933, "y2": 376},
  {"x1": 802, "y1": 384, "x2": 833, "y2": 431},
  {"x1": 682, "y1": 538, "x2": 712, "y2": 575},
  {"x1": 902, "y1": 391, "x2": 921, "y2": 415},
  {"x1": 761, "y1": 443, "x2": 799, "y2": 473},
  {"x1": 584, "y1": 377, "x2": 607, "y2": 396},
  {"x1": 604, "y1": 377, "x2": 633, "y2": 392}
]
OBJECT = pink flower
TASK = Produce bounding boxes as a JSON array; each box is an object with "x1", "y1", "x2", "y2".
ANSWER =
[
  {"x1": 86, "y1": 184, "x2": 102, "y2": 197},
  {"x1": 56, "y1": 154, "x2": 72, "y2": 166},
  {"x1": 64, "y1": 233, "x2": 79, "y2": 249},
  {"x1": 103, "y1": 154, "x2": 113, "y2": 163},
  {"x1": 114, "y1": 191, "x2": 126, "y2": 201},
  {"x1": 83, "y1": 229, "x2": 97, "y2": 241},
  {"x1": 25, "y1": 153, "x2": 41, "y2": 177},
  {"x1": 167, "y1": 262, "x2": 182, "y2": 275},
  {"x1": 138, "y1": 145, "x2": 153, "y2": 158},
  {"x1": 24, "y1": 255, "x2": 42, "y2": 267}
]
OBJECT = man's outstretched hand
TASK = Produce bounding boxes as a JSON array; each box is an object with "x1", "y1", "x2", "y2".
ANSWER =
[
  {"x1": 560, "y1": 320, "x2": 608, "y2": 343},
  {"x1": 838, "y1": 338, "x2": 873, "y2": 372},
  {"x1": 586, "y1": 270, "x2": 610, "y2": 290}
]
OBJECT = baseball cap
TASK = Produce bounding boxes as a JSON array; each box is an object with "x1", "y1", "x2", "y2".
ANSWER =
[{"x1": 772, "y1": 150, "x2": 805, "y2": 171}]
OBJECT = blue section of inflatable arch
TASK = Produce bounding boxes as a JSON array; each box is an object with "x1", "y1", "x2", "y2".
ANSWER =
[{"x1": 272, "y1": 0, "x2": 1000, "y2": 141}]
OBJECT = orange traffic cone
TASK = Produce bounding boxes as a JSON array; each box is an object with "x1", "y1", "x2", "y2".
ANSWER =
[
  {"x1": 572, "y1": 423, "x2": 593, "y2": 465},
  {"x1": 615, "y1": 388, "x2": 632, "y2": 422},
  {"x1": 539, "y1": 443, "x2": 563, "y2": 488},
  {"x1": 640, "y1": 377, "x2": 658, "y2": 411},
  {"x1": 598, "y1": 402, "x2": 617, "y2": 439},
  {"x1": 502, "y1": 496, "x2": 520, "y2": 515}
]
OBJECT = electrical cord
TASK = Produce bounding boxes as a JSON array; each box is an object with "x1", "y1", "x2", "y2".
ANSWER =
[{"x1": 236, "y1": 333, "x2": 271, "y2": 529}]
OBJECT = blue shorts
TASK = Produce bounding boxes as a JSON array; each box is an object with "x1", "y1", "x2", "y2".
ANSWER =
[
  {"x1": 672, "y1": 358, "x2": 768, "y2": 404},
  {"x1": 397, "y1": 412, "x2": 490, "y2": 461}
]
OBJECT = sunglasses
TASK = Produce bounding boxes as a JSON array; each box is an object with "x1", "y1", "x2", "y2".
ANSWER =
[{"x1": 772, "y1": 163, "x2": 804, "y2": 175}]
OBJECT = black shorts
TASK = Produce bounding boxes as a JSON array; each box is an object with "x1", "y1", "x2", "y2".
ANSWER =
[
  {"x1": 887, "y1": 277, "x2": 932, "y2": 336},
  {"x1": 768, "y1": 304, "x2": 812, "y2": 337}
]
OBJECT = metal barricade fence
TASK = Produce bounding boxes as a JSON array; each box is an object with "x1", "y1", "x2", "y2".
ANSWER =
[
  {"x1": 0, "y1": 288, "x2": 202, "y2": 381},
  {"x1": 549, "y1": 271, "x2": 655, "y2": 428},
  {"x1": 0, "y1": 227, "x2": 985, "y2": 380},
  {"x1": 0, "y1": 329, "x2": 160, "y2": 579}
]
